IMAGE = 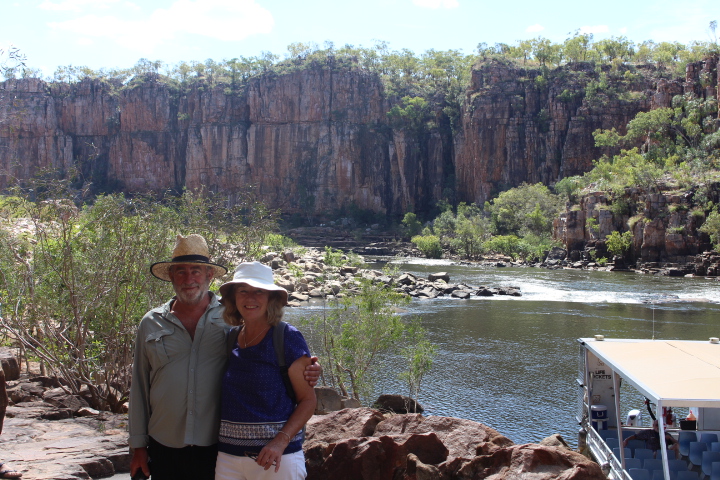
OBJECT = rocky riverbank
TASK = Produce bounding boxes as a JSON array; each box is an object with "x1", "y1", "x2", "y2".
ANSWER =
[
  {"x1": 0, "y1": 349, "x2": 603, "y2": 480},
  {"x1": 262, "y1": 247, "x2": 523, "y2": 305}
]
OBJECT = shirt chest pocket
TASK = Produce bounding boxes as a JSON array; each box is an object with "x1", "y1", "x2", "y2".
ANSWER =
[{"x1": 145, "y1": 328, "x2": 174, "y2": 368}]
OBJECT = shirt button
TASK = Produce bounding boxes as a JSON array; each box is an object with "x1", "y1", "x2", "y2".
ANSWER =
[{"x1": 189, "y1": 411, "x2": 193, "y2": 415}]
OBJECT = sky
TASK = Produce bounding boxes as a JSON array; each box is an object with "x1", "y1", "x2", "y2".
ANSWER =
[{"x1": 2, "y1": 0, "x2": 719, "y2": 77}]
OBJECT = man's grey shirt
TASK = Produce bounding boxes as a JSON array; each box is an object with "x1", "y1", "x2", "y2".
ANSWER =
[{"x1": 128, "y1": 292, "x2": 228, "y2": 449}]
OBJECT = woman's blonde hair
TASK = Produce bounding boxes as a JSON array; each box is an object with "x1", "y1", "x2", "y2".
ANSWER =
[{"x1": 221, "y1": 285, "x2": 285, "y2": 326}]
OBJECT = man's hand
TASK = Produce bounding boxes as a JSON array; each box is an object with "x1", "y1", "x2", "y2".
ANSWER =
[
  {"x1": 130, "y1": 447, "x2": 151, "y2": 479},
  {"x1": 303, "y1": 356, "x2": 322, "y2": 386}
]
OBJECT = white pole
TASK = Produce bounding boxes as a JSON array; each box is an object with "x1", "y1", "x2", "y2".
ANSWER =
[{"x1": 656, "y1": 401, "x2": 670, "y2": 480}]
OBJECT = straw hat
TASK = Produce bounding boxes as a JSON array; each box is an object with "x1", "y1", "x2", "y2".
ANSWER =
[
  {"x1": 219, "y1": 261, "x2": 288, "y2": 305},
  {"x1": 150, "y1": 234, "x2": 228, "y2": 282}
]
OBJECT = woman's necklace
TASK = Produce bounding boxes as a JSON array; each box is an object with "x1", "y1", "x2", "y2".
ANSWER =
[{"x1": 242, "y1": 325, "x2": 269, "y2": 348}]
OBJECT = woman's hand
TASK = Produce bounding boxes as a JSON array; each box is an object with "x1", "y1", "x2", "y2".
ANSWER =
[{"x1": 256, "y1": 433, "x2": 290, "y2": 472}]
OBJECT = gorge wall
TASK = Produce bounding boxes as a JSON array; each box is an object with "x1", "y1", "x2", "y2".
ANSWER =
[{"x1": 0, "y1": 57, "x2": 718, "y2": 218}]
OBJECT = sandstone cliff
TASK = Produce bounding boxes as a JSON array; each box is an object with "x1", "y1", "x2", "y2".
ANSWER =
[{"x1": 0, "y1": 57, "x2": 716, "y2": 218}]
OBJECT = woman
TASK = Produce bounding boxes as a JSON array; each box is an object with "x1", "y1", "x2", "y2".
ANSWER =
[{"x1": 215, "y1": 261, "x2": 316, "y2": 480}]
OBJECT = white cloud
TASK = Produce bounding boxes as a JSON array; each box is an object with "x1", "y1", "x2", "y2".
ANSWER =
[
  {"x1": 47, "y1": 0, "x2": 274, "y2": 52},
  {"x1": 526, "y1": 24, "x2": 544, "y2": 33},
  {"x1": 39, "y1": 0, "x2": 124, "y2": 12},
  {"x1": 412, "y1": 0, "x2": 459, "y2": 9}
]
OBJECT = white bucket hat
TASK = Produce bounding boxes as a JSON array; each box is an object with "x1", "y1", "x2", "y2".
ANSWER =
[
  {"x1": 219, "y1": 261, "x2": 288, "y2": 305},
  {"x1": 150, "y1": 234, "x2": 228, "y2": 282}
]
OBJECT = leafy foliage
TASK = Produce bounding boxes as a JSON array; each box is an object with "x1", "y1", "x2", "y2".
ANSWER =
[
  {"x1": 700, "y1": 210, "x2": 720, "y2": 249},
  {"x1": 605, "y1": 230, "x2": 634, "y2": 258},
  {"x1": 302, "y1": 281, "x2": 433, "y2": 402},
  {"x1": 486, "y1": 183, "x2": 565, "y2": 237},
  {"x1": 411, "y1": 234, "x2": 443, "y2": 259},
  {"x1": 401, "y1": 212, "x2": 423, "y2": 238},
  {"x1": 0, "y1": 177, "x2": 278, "y2": 412}
]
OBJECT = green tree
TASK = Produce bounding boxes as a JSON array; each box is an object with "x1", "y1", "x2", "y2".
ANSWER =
[
  {"x1": 563, "y1": 31, "x2": 594, "y2": 63},
  {"x1": 487, "y1": 183, "x2": 564, "y2": 236},
  {"x1": 401, "y1": 212, "x2": 423, "y2": 237},
  {"x1": 450, "y1": 215, "x2": 487, "y2": 259},
  {"x1": 0, "y1": 179, "x2": 279, "y2": 412},
  {"x1": 303, "y1": 281, "x2": 433, "y2": 403},
  {"x1": 700, "y1": 210, "x2": 720, "y2": 250},
  {"x1": 386, "y1": 96, "x2": 431, "y2": 132},
  {"x1": 411, "y1": 235, "x2": 443, "y2": 259},
  {"x1": 605, "y1": 230, "x2": 634, "y2": 259},
  {"x1": 482, "y1": 235, "x2": 522, "y2": 260}
]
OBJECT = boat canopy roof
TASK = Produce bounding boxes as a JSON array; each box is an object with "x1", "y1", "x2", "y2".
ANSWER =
[{"x1": 580, "y1": 338, "x2": 720, "y2": 408}]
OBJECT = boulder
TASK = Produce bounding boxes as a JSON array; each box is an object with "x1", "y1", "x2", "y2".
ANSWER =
[
  {"x1": 373, "y1": 414, "x2": 512, "y2": 458},
  {"x1": 374, "y1": 394, "x2": 424, "y2": 414},
  {"x1": 428, "y1": 272, "x2": 450, "y2": 282},
  {"x1": 447, "y1": 443, "x2": 605, "y2": 480},
  {"x1": 306, "y1": 433, "x2": 448, "y2": 480},
  {"x1": 545, "y1": 246, "x2": 568, "y2": 261},
  {"x1": 314, "y1": 386, "x2": 343, "y2": 414},
  {"x1": 305, "y1": 407, "x2": 385, "y2": 448},
  {"x1": 305, "y1": 412, "x2": 603, "y2": 480},
  {"x1": 42, "y1": 387, "x2": 90, "y2": 413},
  {"x1": 0, "y1": 348, "x2": 20, "y2": 381}
]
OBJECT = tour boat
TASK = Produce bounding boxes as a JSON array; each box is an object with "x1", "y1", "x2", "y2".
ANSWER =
[{"x1": 577, "y1": 337, "x2": 720, "y2": 480}]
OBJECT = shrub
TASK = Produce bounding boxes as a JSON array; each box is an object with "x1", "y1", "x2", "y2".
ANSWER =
[
  {"x1": 605, "y1": 230, "x2": 633, "y2": 258},
  {"x1": 411, "y1": 235, "x2": 443, "y2": 259},
  {"x1": 482, "y1": 235, "x2": 521, "y2": 260},
  {"x1": 302, "y1": 281, "x2": 434, "y2": 403}
]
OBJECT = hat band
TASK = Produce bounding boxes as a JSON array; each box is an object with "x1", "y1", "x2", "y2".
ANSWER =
[{"x1": 172, "y1": 254, "x2": 211, "y2": 263}]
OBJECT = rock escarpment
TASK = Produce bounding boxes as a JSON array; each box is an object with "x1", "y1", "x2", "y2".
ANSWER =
[
  {"x1": 1, "y1": 57, "x2": 717, "y2": 216},
  {"x1": 553, "y1": 186, "x2": 720, "y2": 266}
]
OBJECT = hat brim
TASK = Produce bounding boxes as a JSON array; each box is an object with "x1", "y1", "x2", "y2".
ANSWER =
[
  {"x1": 219, "y1": 279, "x2": 288, "y2": 305},
  {"x1": 150, "y1": 261, "x2": 228, "y2": 282}
]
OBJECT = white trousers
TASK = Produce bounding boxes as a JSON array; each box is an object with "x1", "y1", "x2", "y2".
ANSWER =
[{"x1": 215, "y1": 450, "x2": 307, "y2": 480}]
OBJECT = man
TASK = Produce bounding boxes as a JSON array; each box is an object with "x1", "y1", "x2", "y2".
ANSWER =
[
  {"x1": 129, "y1": 234, "x2": 321, "y2": 480},
  {"x1": 623, "y1": 419, "x2": 680, "y2": 458},
  {"x1": 1, "y1": 368, "x2": 22, "y2": 478}
]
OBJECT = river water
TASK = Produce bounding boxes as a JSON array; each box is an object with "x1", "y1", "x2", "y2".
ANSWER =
[{"x1": 285, "y1": 260, "x2": 720, "y2": 447}]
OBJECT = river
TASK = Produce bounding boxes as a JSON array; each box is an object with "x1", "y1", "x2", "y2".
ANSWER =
[{"x1": 284, "y1": 260, "x2": 720, "y2": 447}]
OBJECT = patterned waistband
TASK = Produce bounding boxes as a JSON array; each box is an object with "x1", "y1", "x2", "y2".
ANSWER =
[{"x1": 219, "y1": 420, "x2": 303, "y2": 447}]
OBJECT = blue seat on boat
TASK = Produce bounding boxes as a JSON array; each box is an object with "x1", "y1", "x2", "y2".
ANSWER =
[
  {"x1": 700, "y1": 433, "x2": 719, "y2": 444},
  {"x1": 711, "y1": 442, "x2": 720, "y2": 452},
  {"x1": 679, "y1": 432, "x2": 697, "y2": 457},
  {"x1": 702, "y1": 451, "x2": 720, "y2": 476},
  {"x1": 629, "y1": 468, "x2": 651, "y2": 480},
  {"x1": 676, "y1": 471, "x2": 699, "y2": 480},
  {"x1": 635, "y1": 448, "x2": 655, "y2": 460},
  {"x1": 689, "y1": 441, "x2": 708, "y2": 466},
  {"x1": 667, "y1": 458, "x2": 689, "y2": 472},
  {"x1": 643, "y1": 458, "x2": 663, "y2": 471},
  {"x1": 606, "y1": 437, "x2": 620, "y2": 450},
  {"x1": 711, "y1": 461, "x2": 720, "y2": 480},
  {"x1": 652, "y1": 470, "x2": 677, "y2": 480},
  {"x1": 600, "y1": 429, "x2": 618, "y2": 441},
  {"x1": 629, "y1": 439, "x2": 648, "y2": 454},
  {"x1": 625, "y1": 458, "x2": 643, "y2": 469},
  {"x1": 614, "y1": 447, "x2": 632, "y2": 460}
]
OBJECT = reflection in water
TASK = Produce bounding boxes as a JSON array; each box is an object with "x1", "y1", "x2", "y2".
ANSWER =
[{"x1": 286, "y1": 263, "x2": 720, "y2": 445}]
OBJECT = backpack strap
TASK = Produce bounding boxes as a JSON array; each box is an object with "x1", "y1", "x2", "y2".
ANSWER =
[
  {"x1": 274, "y1": 321, "x2": 297, "y2": 405},
  {"x1": 226, "y1": 325, "x2": 241, "y2": 358}
]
